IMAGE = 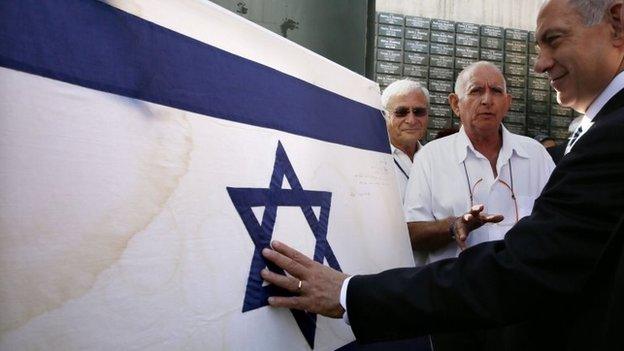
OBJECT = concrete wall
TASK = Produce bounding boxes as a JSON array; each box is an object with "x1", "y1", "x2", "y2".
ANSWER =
[{"x1": 377, "y1": 0, "x2": 545, "y2": 31}]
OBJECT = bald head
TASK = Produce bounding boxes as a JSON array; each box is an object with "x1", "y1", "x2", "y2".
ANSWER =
[{"x1": 454, "y1": 61, "x2": 507, "y2": 99}]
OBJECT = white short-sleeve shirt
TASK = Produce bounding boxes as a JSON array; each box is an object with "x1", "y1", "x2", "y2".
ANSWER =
[{"x1": 404, "y1": 126, "x2": 555, "y2": 264}]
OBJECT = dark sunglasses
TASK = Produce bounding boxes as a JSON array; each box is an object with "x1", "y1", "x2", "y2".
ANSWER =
[{"x1": 393, "y1": 107, "x2": 428, "y2": 118}]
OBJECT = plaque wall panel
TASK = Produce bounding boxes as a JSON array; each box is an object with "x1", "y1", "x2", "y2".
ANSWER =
[
  {"x1": 456, "y1": 33, "x2": 479, "y2": 47},
  {"x1": 481, "y1": 37, "x2": 503, "y2": 50},
  {"x1": 430, "y1": 116, "x2": 452, "y2": 128},
  {"x1": 376, "y1": 61, "x2": 402, "y2": 75},
  {"x1": 404, "y1": 52, "x2": 429, "y2": 65},
  {"x1": 404, "y1": 64, "x2": 428, "y2": 78},
  {"x1": 431, "y1": 31, "x2": 455, "y2": 44},
  {"x1": 377, "y1": 48, "x2": 402, "y2": 62},
  {"x1": 430, "y1": 91, "x2": 450, "y2": 105},
  {"x1": 481, "y1": 49, "x2": 503, "y2": 62},
  {"x1": 405, "y1": 27, "x2": 429, "y2": 41},
  {"x1": 456, "y1": 22, "x2": 480, "y2": 35},
  {"x1": 529, "y1": 89, "x2": 550, "y2": 102},
  {"x1": 377, "y1": 36, "x2": 402, "y2": 50},
  {"x1": 376, "y1": 74, "x2": 401, "y2": 86},
  {"x1": 529, "y1": 76, "x2": 550, "y2": 90},
  {"x1": 378, "y1": 12, "x2": 404, "y2": 25},
  {"x1": 429, "y1": 67, "x2": 454, "y2": 80},
  {"x1": 429, "y1": 79, "x2": 453, "y2": 92},
  {"x1": 430, "y1": 55, "x2": 454, "y2": 68},
  {"x1": 456, "y1": 46, "x2": 479, "y2": 58},
  {"x1": 505, "y1": 40, "x2": 528, "y2": 53},
  {"x1": 508, "y1": 87, "x2": 526, "y2": 100},
  {"x1": 431, "y1": 19, "x2": 455, "y2": 32},
  {"x1": 455, "y1": 57, "x2": 478, "y2": 70},
  {"x1": 505, "y1": 52, "x2": 527, "y2": 64},
  {"x1": 378, "y1": 24, "x2": 403, "y2": 38},
  {"x1": 505, "y1": 123, "x2": 526, "y2": 135},
  {"x1": 506, "y1": 111, "x2": 526, "y2": 124},
  {"x1": 505, "y1": 29, "x2": 528, "y2": 41},
  {"x1": 405, "y1": 16, "x2": 430, "y2": 28},
  {"x1": 505, "y1": 63, "x2": 526, "y2": 76},
  {"x1": 430, "y1": 105, "x2": 453, "y2": 118},
  {"x1": 404, "y1": 39, "x2": 429, "y2": 53},
  {"x1": 481, "y1": 25, "x2": 504, "y2": 38},
  {"x1": 430, "y1": 42, "x2": 454, "y2": 56}
]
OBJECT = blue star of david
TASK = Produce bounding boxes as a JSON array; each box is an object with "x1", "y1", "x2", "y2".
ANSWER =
[{"x1": 226, "y1": 141, "x2": 341, "y2": 349}]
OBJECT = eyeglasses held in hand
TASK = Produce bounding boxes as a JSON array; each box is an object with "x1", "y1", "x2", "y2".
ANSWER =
[{"x1": 393, "y1": 107, "x2": 428, "y2": 118}]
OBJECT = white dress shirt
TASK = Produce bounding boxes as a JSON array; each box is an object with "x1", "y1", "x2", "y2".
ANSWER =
[
  {"x1": 566, "y1": 70, "x2": 624, "y2": 154},
  {"x1": 404, "y1": 126, "x2": 555, "y2": 263}
]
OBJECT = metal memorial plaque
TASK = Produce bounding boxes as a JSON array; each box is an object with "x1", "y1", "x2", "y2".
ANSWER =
[
  {"x1": 405, "y1": 27, "x2": 429, "y2": 41},
  {"x1": 529, "y1": 42, "x2": 538, "y2": 54},
  {"x1": 430, "y1": 91, "x2": 450, "y2": 105},
  {"x1": 429, "y1": 79, "x2": 454, "y2": 92},
  {"x1": 431, "y1": 19, "x2": 455, "y2": 32},
  {"x1": 430, "y1": 105, "x2": 453, "y2": 118},
  {"x1": 456, "y1": 22, "x2": 479, "y2": 35},
  {"x1": 508, "y1": 87, "x2": 526, "y2": 100},
  {"x1": 527, "y1": 114, "x2": 550, "y2": 127},
  {"x1": 529, "y1": 67, "x2": 548, "y2": 78},
  {"x1": 507, "y1": 75, "x2": 527, "y2": 87},
  {"x1": 551, "y1": 105, "x2": 573, "y2": 116},
  {"x1": 377, "y1": 36, "x2": 402, "y2": 50},
  {"x1": 505, "y1": 111, "x2": 526, "y2": 124},
  {"x1": 456, "y1": 33, "x2": 479, "y2": 47},
  {"x1": 404, "y1": 39, "x2": 429, "y2": 53},
  {"x1": 404, "y1": 52, "x2": 429, "y2": 65},
  {"x1": 529, "y1": 89, "x2": 550, "y2": 102},
  {"x1": 430, "y1": 55, "x2": 454, "y2": 68},
  {"x1": 376, "y1": 61, "x2": 402, "y2": 75},
  {"x1": 430, "y1": 116, "x2": 451, "y2": 128},
  {"x1": 430, "y1": 42, "x2": 454, "y2": 56},
  {"x1": 550, "y1": 127, "x2": 569, "y2": 139},
  {"x1": 505, "y1": 52, "x2": 527, "y2": 64},
  {"x1": 510, "y1": 99, "x2": 526, "y2": 113},
  {"x1": 505, "y1": 40, "x2": 528, "y2": 53},
  {"x1": 481, "y1": 25, "x2": 504, "y2": 38},
  {"x1": 480, "y1": 36, "x2": 503, "y2": 50},
  {"x1": 378, "y1": 24, "x2": 403, "y2": 38},
  {"x1": 505, "y1": 29, "x2": 529, "y2": 41},
  {"x1": 429, "y1": 67, "x2": 453, "y2": 80},
  {"x1": 378, "y1": 13, "x2": 404, "y2": 26},
  {"x1": 455, "y1": 57, "x2": 478, "y2": 70},
  {"x1": 405, "y1": 16, "x2": 430, "y2": 29},
  {"x1": 377, "y1": 48, "x2": 402, "y2": 62},
  {"x1": 480, "y1": 49, "x2": 503, "y2": 61},
  {"x1": 529, "y1": 102, "x2": 549, "y2": 114},
  {"x1": 529, "y1": 76, "x2": 550, "y2": 90},
  {"x1": 427, "y1": 129, "x2": 440, "y2": 141},
  {"x1": 455, "y1": 46, "x2": 479, "y2": 58},
  {"x1": 505, "y1": 123, "x2": 526, "y2": 135},
  {"x1": 550, "y1": 116, "x2": 572, "y2": 128},
  {"x1": 505, "y1": 63, "x2": 526, "y2": 76},
  {"x1": 376, "y1": 74, "x2": 401, "y2": 86},
  {"x1": 528, "y1": 55, "x2": 538, "y2": 66},
  {"x1": 403, "y1": 64, "x2": 428, "y2": 78},
  {"x1": 431, "y1": 31, "x2": 455, "y2": 44}
]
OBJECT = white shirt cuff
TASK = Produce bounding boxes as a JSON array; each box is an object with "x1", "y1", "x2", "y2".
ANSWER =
[{"x1": 340, "y1": 275, "x2": 353, "y2": 325}]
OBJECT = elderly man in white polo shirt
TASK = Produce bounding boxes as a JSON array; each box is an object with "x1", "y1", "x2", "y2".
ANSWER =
[
  {"x1": 404, "y1": 61, "x2": 555, "y2": 350},
  {"x1": 381, "y1": 79, "x2": 430, "y2": 203}
]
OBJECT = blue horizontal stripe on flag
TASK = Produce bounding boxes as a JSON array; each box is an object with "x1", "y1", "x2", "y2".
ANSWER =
[{"x1": 0, "y1": 0, "x2": 389, "y2": 154}]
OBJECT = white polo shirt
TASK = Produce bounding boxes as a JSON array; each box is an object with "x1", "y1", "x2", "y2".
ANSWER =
[{"x1": 404, "y1": 126, "x2": 555, "y2": 264}]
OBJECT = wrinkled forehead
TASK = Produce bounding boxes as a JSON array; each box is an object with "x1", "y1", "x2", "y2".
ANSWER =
[
  {"x1": 388, "y1": 90, "x2": 428, "y2": 107},
  {"x1": 463, "y1": 67, "x2": 505, "y2": 89}
]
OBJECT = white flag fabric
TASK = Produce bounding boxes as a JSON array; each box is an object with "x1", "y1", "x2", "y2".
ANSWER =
[{"x1": 0, "y1": 0, "x2": 414, "y2": 350}]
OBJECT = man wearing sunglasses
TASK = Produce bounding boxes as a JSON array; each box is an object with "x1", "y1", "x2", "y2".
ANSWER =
[
  {"x1": 381, "y1": 79, "x2": 430, "y2": 208},
  {"x1": 403, "y1": 61, "x2": 556, "y2": 350}
]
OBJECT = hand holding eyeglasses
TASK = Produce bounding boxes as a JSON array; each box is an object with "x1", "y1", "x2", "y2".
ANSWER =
[{"x1": 451, "y1": 204, "x2": 504, "y2": 250}]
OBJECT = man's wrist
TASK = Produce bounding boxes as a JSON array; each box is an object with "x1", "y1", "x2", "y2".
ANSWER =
[{"x1": 449, "y1": 217, "x2": 457, "y2": 239}]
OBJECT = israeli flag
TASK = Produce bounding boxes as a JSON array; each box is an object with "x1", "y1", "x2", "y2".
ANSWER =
[{"x1": 0, "y1": 0, "x2": 414, "y2": 350}]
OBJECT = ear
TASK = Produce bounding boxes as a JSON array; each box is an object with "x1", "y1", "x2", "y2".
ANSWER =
[
  {"x1": 607, "y1": 1, "x2": 624, "y2": 46},
  {"x1": 448, "y1": 93, "x2": 461, "y2": 117}
]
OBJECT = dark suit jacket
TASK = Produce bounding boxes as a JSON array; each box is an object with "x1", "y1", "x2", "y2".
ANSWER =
[{"x1": 347, "y1": 88, "x2": 624, "y2": 351}]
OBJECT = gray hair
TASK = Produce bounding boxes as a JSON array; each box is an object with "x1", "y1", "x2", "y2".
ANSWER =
[
  {"x1": 381, "y1": 79, "x2": 430, "y2": 113},
  {"x1": 454, "y1": 61, "x2": 507, "y2": 97},
  {"x1": 568, "y1": 0, "x2": 613, "y2": 26}
]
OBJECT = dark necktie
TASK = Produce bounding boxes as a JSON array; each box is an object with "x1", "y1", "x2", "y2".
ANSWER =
[{"x1": 566, "y1": 125, "x2": 583, "y2": 154}]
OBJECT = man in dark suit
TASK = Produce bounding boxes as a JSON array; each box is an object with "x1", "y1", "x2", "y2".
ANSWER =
[{"x1": 260, "y1": 0, "x2": 624, "y2": 350}]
